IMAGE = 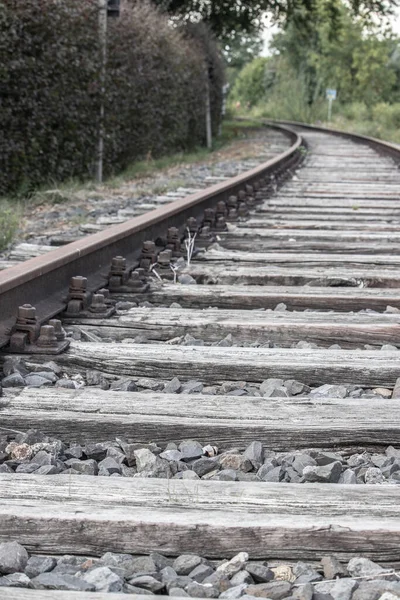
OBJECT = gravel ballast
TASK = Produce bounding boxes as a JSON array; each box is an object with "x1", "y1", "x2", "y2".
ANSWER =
[
  {"x1": 0, "y1": 544, "x2": 399, "y2": 597},
  {"x1": 1, "y1": 429, "x2": 399, "y2": 485}
]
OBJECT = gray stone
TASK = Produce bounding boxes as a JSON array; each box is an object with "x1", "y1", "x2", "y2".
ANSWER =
[
  {"x1": 340, "y1": 469, "x2": 357, "y2": 484},
  {"x1": 243, "y1": 441, "x2": 264, "y2": 469},
  {"x1": 0, "y1": 573, "x2": 32, "y2": 588},
  {"x1": 259, "y1": 378, "x2": 284, "y2": 397},
  {"x1": 246, "y1": 563, "x2": 274, "y2": 583},
  {"x1": 246, "y1": 581, "x2": 292, "y2": 599},
  {"x1": 24, "y1": 374, "x2": 53, "y2": 387},
  {"x1": 182, "y1": 380, "x2": 204, "y2": 393},
  {"x1": 100, "y1": 552, "x2": 136, "y2": 578},
  {"x1": 2, "y1": 357, "x2": 29, "y2": 377},
  {"x1": 0, "y1": 542, "x2": 29, "y2": 574},
  {"x1": 161, "y1": 566, "x2": 179, "y2": 584},
  {"x1": 230, "y1": 570, "x2": 254, "y2": 586},
  {"x1": 186, "y1": 581, "x2": 219, "y2": 598},
  {"x1": 219, "y1": 454, "x2": 252, "y2": 472},
  {"x1": 178, "y1": 274, "x2": 196, "y2": 285},
  {"x1": 179, "y1": 440, "x2": 204, "y2": 461},
  {"x1": 219, "y1": 583, "x2": 249, "y2": 598},
  {"x1": 293, "y1": 562, "x2": 322, "y2": 584},
  {"x1": 164, "y1": 377, "x2": 182, "y2": 393},
  {"x1": 292, "y1": 583, "x2": 313, "y2": 600},
  {"x1": 166, "y1": 576, "x2": 193, "y2": 592},
  {"x1": 365, "y1": 467, "x2": 385, "y2": 484},
  {"x1": 173, "y1": 554, "x2": 203, "y2": 576},
  {"x1": 98, "y1": 457, "x2": 122, "y2": 476},
  {"x1": 213, "y1": 469, "x2": 237, "y2": 481},
  {"x1": 82, "y1": 566, "x2": 123, "y2": 592},
  {"x1": 320, "y1": 556, "x2": 347, "y2": 579},
  {"x1": 2, "y1": 373, "x2": 25, "y2": 388},
  {"x1": 189, "y1": 564, "x2": 214, "y2": 583},
  {"x1": 0, "y1": 464, "x2": 13, "y2": 473},
  {"x1": 203, "y1": 572, "x2": 231, "y2": 593},
  {"x1": 35, "y1": 465, "x2": 60, "y2": 475},
  {"x1": 55, "y1": 379, "x2": 77, "y2": 389},
  {"x1": 352, "y1": 581, "x2": 400, "y2": 600},
  {"x1": 134, "y1": 448, "x2": 171, "y2": 477},
  {"x1": 160, "y1": 450, "x2": 184, "y2": 462},
  {"x1": 192, "y1": 457, "x2": 217, "y2": 477},
  {"x1": 169, "y1": 587, "x2": 191, "y2": 596},
  {"x1": 312, "y1": 451, "x2": 344, "y2": 466},
  {"x1": 284, "y1": 380, "x2": 310, "y2": 395},
  {"x1": 257, "y1": 462, "x2": 277, "y2": 481},
  {"x1": 34, "y1": 371, "x2": 59, "y2": 383},
  {"x1": 25, "y1": 556, "x2": 56, "y2": 579},
  {"x1": 32, "y1": 572, "x2": 95, "y2": 591},
  {"x1": 65, "y1": 459, "x2": 98, "y2": 475},
  {"x1": 310, "y1": 384, "x2": 348, "y2": 398},
  {"x1": 110, "y1": 379, "x2": 138, "y2": 392},
  {"x1": 217, "y1": 553, "x2": 248, "y2": 577},
  {"x1": 347, "y1": 557, "x2": 389, "y2": 578},
  {"x1": 149, "y1": 552, "x2": 171, "y2": 571},
  {"x1": 292, "y1": 454, "x2": 316, "y2": 475},
  {"x1": 314, "y1": 578, "x2": 357, "y2": 600},
  {"x1": 128, "y1": 575, "x2": 165, "y2": 592},
  {"x1": 302, "y1": 461, "x2": 342, "y2": 483},
  {"x1": 260, "y1": 465, "x2": 284, "y2": 482}
]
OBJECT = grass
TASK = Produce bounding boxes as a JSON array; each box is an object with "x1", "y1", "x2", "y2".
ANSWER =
[
  {"x1": 0, "y1": 200, "x2": 21, "y2": 252},
  {"x1": 0, "y1": 118, "x2": 266, "y2": 250}
]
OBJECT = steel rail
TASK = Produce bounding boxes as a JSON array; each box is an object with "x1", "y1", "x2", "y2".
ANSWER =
[
  {"x1": 0, "y1": 123, "x2": 302, "y2": 350},
  {"x1": 266, "y1": 118, "x2": 400, "y2": 163}
]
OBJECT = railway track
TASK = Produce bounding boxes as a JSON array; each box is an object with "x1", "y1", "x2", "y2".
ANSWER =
[{"x1": 1, "y1": 122, "x2": 400, "y2": 598}]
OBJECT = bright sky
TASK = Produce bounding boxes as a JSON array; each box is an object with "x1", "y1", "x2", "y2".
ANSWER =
[{"x1": 261, "y1": 7, "x2": 400, "y2": 55}]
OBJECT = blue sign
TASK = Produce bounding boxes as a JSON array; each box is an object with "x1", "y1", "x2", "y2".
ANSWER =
[{"x1": 326, "y1": 89, "x2": 337, "y2": 100}]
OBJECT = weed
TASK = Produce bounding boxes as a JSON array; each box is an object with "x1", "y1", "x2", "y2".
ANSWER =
[{"x1": 0, "y1": 201, "x2": 21, "y2": 251}]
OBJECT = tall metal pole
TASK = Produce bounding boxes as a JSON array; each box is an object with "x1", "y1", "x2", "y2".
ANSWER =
[{"x1": 97, "y1": 0, "x2": 107, "y2": 183}]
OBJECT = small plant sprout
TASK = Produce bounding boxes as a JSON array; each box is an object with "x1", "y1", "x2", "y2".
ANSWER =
[
  {"x1": 170, "y1": 263, "x2": 178, "y2": 284},
  {"x1": 184, "y1": 227, "x2": 196, "y2": 267},
  {"x1": 149, "y1": 262, "x2": 163, "y2": 283}
]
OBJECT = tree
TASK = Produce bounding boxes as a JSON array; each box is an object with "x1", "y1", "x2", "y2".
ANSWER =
[
  {"x1": 150, "y1": 0, "x2": 397, "y2": 43},
  {"x1": 270, "y1": 0, "x2": 399, "y2": 106}
]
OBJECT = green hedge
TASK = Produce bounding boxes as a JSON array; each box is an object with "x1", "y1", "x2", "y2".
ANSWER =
[{"x1": 0, "y1": 0, "x2": 224, "y2": 195}]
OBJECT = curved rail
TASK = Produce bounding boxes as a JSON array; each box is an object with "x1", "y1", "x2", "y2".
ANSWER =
[
  {"x1": 266, "y1": 118, "x2": 400, "y2": 163},
  {"x1": 0, "y1": 123, "x2": 303, "y2": 349}
]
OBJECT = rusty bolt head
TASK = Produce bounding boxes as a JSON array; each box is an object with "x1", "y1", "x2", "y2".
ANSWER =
[
  {"x1": 167, "y1": 227, "x2": 179, "y2": 239},
  {"x1": 228, "y1": 195, "x2": 238, "y2": 206},
  {"x1": 36, "y1": 325, "x2": 58, "y2": 347},
  {"x1": 48, "y1": 319, "x2": 66, "y2": 341},
  {"x1": 158, "y1": 249, "x2": 172, "y2": 265},
  {"x1": 70, "y1": 276, "x2": 87, "y2": 291},
  {"x1": 99, "y1": 288, "x2": 110, "y2": 299},
  {"x1": 18, "y1": 304, "x2": 36, "y2": 320},
  {"x1": 91, "y1": 294, "x2": 106, "y2": 308},
  {"x1": 142, "y1": 241, "x2": 155, "y2": 253},
  {"x1": 112, "y1": 256, "x2": 126, "y2": 270}
]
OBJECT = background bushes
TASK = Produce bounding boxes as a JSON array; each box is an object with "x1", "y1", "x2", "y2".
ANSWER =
[{"x1": 0, "y1": 0, "x2": 224, "y2": 195}]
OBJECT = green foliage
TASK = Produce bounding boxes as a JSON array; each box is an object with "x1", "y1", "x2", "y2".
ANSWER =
[
  {"x1": 150, "y1": 0, "x2": 397, "y2": 44},
  {"x1": 231, "y1": 58, "x2": 274, "y2": 106},
  {"x1": 0, "y1": 201, "x2": 20, "y2": 251},
  {"x1": 231, "y1": 0, "x2": 400, "y2": 131},
  {"x1": 0, "y1": 1, "x2": 224, "y2": 195}
]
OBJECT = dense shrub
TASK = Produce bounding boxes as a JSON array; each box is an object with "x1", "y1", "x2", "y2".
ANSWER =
[
  {"x1": 0, "y1": 0, "x2": 101, "y2": 194},
  {"x1": 0, "y1": 0, "x2": 224, "y2": 195}
]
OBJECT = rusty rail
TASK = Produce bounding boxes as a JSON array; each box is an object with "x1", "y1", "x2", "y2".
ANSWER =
[{"x1": 0, "y1": 123, "x2": 302, "y2": 350}]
